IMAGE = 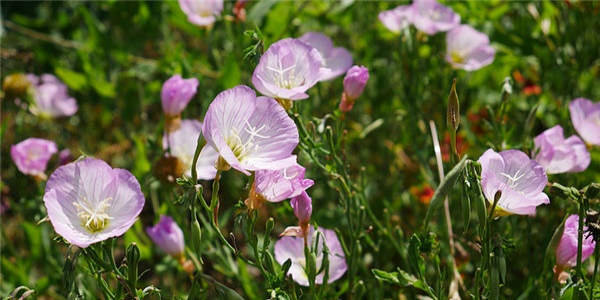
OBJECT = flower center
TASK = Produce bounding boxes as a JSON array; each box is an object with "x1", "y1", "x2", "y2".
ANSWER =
[
  {"x1": 451, "y1": 51, "x2": 464, "y2": 64},
  {"x1": 427, "y1": 9, "x2": 441, "y2": 20},
  {"x1": 225, "y1": 120, "x2": 270, "y2": 162},
  {"x1": 194, "y1": 3, "x2": 213, "y2": 18},
  {"x1": 266, "y1": 61, "x2": 306, "y2": 89},
  {"x1": 500, "y1": 169, "x2": 525, "y2": 190},
  {"x1": 73, "y1": 196, "x2": 113, "y2": 233}
]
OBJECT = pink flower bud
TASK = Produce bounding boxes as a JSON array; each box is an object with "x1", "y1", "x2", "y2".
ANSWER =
[
  {"x1": 290, "y1": 191, "x2": 312, "y2": 227},
  {"x1": 161, "y1": 75, "x2": 199, "y2": 116},
  {"x1": 340, "y1": 66, "x2": 369, "y2": 112},
  {"x1": 146, "y1": 216, "x2": 186, "y2": 258}
]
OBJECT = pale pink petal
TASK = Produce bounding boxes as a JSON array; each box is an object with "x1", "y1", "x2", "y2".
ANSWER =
[
  {"x1": 412, "y1": 0, "x2": 460, "y2": 35},
  {"x1": 569, "y1": 98, "x2": 600, "y2": 145},
  {"x1": 252, "y1": 38, "x2": 324, "y2": 101}
]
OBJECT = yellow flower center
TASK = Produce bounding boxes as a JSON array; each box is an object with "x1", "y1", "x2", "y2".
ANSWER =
[
  {"x1": 225, "y1": 120, "x2": 270, "y2": 163},
  {"x1": 266, "y1": 62, "x2": 306, "y2": 89},
  {"x1": 451, "y1": 51, "x2": 464, "y2": 64},
  {"x1": 73, "y1": 197, "x2": 113, "y2": 233}
]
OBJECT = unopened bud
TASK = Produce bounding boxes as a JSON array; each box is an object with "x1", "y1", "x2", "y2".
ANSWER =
[
  {"x1": 446, "y1": 78, "x2": 460, "y2": 131},
  {"x1": 584, "y1": 183, "x2": 600, "y2": 200}
]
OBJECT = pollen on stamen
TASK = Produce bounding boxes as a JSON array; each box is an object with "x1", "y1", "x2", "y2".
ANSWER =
[{"x1": 73, "y1": 196, "x2": 114, "y2": 233}]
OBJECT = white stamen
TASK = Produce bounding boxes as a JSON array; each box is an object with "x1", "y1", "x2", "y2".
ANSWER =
[
  {"x1": 500, "y1": 169, "x2": 526, "y2": 189},
  {"x1": 73, "y1": 196, "x2": 113, "y2": 233}
]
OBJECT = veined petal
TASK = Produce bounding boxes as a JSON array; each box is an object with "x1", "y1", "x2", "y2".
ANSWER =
[
  {"x1": 196, "y1": 144, "x2": 219, "y2": 180},
  {"x1": 202, "y1": 86, "x2": 298, "y2": 175},
  {"x1": 44, "y1": 158, "x2": 145, "y2": 248},
  {"x1": 274, "y1": 227, "x2": 347, "y2": 286},
  {"x1": 569, "y1": 98, "x2": 600, "y2": 145},
  {"x1": 478, "y1": 148, "x2": 549, "y2": 217},
  {"x1": 252, "y1": 38, "x2": 323, "y2": 101}
]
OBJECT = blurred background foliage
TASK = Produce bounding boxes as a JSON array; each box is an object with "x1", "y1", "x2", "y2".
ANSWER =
[{"x1": 1, "y1": 0, "x2": 600, "y2": 299}]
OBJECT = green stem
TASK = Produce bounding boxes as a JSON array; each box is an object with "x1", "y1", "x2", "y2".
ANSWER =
[
  {"x1": 590, "y1": 243, "x2": 600, "y2": 298},
  {"x1": 574, "y1": 197, "x2": 586, "y2": 300}
]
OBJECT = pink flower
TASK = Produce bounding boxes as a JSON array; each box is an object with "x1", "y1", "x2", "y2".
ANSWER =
[
  {"x1": 298, "y1": 32, "x2": 353, "y2": 81},
  {"x1": 178, "y1": 0, "x2": 224, "y2": 27},
  {"x1": 26, "y1": 74, "x2": 77, "y2": 118},
  {"x1": 11, "y1": 138, "x2": 58, "y2": 179},
  {"x1": 275, "y1": 227, "x2": 347, "y2": 286},
  {"x1": 569, "y1": 98, "x2": 600, "y2": 146},
  {"x1": 254, "y1": 163, "x2": 314, "y2": 203},
  {"x1": 533, "y1": 125, "x2": 590, "y2": 174},
  {"x1": 378, "y1": 5, "x2": 414, "y2": 33},
  {"x1": 478, "y1": 149, "x2": 549, "y2": 216},
  {"x1": 340, "y1": 65, "x2": 369, "y2": 112},
  {"x1": 43, "y1": 158, "x2": 145, "y2": 248},
  {"x1": 252, "y1": 38, "x2": 327, "y2": 103},
  {"x1": 291, "y1": 191, "x2": 312, "y2": 227},
  {"x1": 445, "y1": 25, "x2": 496, "y2": 71},
  {"x1": 555, "y1": 215, "x2": 596, "y2": 270},
  {"x1": 412, "y1": 0, "x2": 460, "y2": 35},
  {"x1": 202, "y1": 85, "x2": 299, "y2": 175},
  {"x1": 164, "y1": 119, "x2": 218, "y2": 180},
  {"x1": 146, "y1": 216, "x2": 185, "y2": 258},
  {"x1": 161, "y1": 75, "x2": 199, "y2": 116}
]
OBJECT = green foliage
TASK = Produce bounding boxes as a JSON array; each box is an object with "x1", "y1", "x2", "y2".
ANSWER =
[{"x1": 2, "y1": 0, "x2": 600, "y2": 299}]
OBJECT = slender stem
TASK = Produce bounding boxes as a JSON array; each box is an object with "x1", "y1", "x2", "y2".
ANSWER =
[
  {"x1": 574, "y1": 198, "x2": 586, "y2": 300},
  {"x1": 430, "y1": 120, "x2": 466, "y2": 297},
  {"x1": 590, "y1": 244, "x2": 600, "y2": 298},
  {"x1": 2, "y1": 20, "x2": 85, "y2": 49},
  {"x1": 210, "y1": 171, "x2": 222, "y2": 227}
]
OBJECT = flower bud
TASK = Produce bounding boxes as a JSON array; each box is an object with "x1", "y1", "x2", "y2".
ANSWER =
[
  {"x1": 291, "y1": 191, "x2": 312, "y2": 238},
  {"x1": 584, "y1": 183, "x2": 600, "y2": 200},
  {"x1": 161, "y1": 75, "x2": 199, "y2": 117},
  {"x1": 146, "y1": 216, "x2": 186, "y2": 258},
  {"x1": 340, "y1": 66, "x2": 369, "y2": 112},
  {"x1": 446, "y1": 78, "x2": 460, "y2": 131}
]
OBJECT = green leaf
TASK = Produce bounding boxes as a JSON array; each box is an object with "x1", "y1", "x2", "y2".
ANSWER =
[
  {"x1": 465, "y1": 160, "x2": 488, "y2": 224},
  {"x1": 408, "y1": 234, "x2": 425, "y2": 279},
  {"x1": 247, "y1": 0, "x2": 280, "y2": 26},
  {"x1": 200, "y1": 274, "x2": 246, "y2": 300},
  {"x1": 90, "y1": 78, "x2": 116, "y2": 98},
  {"x1": 423, "y1": 155, "x2": 468, "y2": 231},
  {"x1": 372, "y1": 269, "x2": 400, "y2": 284},
  {"x1": 55, "y1": 67, "x2": 88, "y2": 91},
  {"x1": 22, "y1": 222, "x2": 42, "y2": 259}
]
